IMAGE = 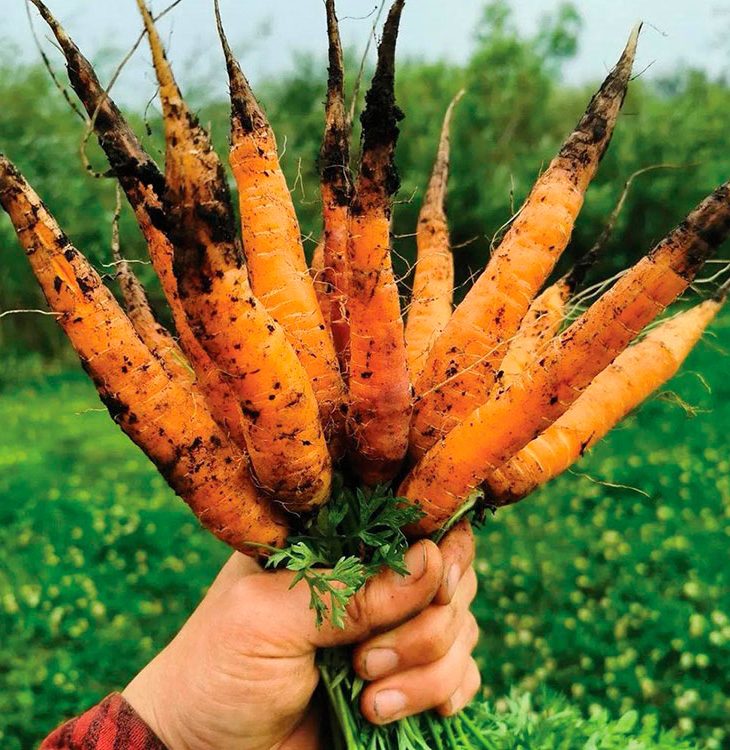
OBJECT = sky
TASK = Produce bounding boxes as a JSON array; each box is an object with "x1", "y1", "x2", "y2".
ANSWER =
[{"x1": 3, "y1": 0, "x2": 728, "y2": 107}]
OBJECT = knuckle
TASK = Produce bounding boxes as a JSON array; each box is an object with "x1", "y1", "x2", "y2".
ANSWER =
[
  {"x1": 466, "y1": 614, "x2": 480, "y2": 650},
  {"x1": 345, "y1": 588, "x2": 371, "y2": 633},
  {"x1": 418, "y1": 619, "x2": 453, "y2": 662}
]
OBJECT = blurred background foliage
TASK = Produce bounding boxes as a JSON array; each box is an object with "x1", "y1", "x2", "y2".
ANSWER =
[{"x1": 1, "y1": 1, "x2": 728, "y2": 748}]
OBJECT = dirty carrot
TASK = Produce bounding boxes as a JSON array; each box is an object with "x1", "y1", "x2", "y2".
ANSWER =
[
  {"x1": 310, "y1": 238, "x2": 334, "y2": 334},
  {"x1": 409, "y1": 25, "x2": 641, "y2": 461},
  {"x1": 401, "y1": 179, "x2": 730, "y2": 533},
  {"x1": 497, "y1": 277, "x2": 571, "y2": 387},
  {"x1": 405, "y1": 89, "x2": 464, "y2": 382},
  {"x1": 346, "y1": 0, "x2": 412, "y2": 484},
  {"x1": 320, "y1": 0, "x2": 353, "y2": 375},
  {"x1": 138, "y1": 0, "x2": 331, "y2": 509},
  {"x1": 0, "y1": 154, "x2": 287, "y2": 553},
  {"x1": 486, "y1": 291, "x2": 727, "y2": 505},
  {"x1": 29, "y1": 0, "x2": 248, "y2": 450},
  {"x1": 111, "y1": 192, "x2": 194, "y2": 387},
  {"x1": 498, "y1": 163, "x2": 663, "y2": 388},
  {"x1": 214, "y1": 0, "x2": 345, "y2": 445}
]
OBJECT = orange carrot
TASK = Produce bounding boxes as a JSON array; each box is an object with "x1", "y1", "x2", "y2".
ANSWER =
[
  {"x1": 408, "y1": 25, "x2": 641, "y2": 461},
  {"x1": 401, "y1": 180, "x2": 730, "y2": 533},
  {"x1": 486, "y1": 292, "x2": 727, "y2": 505},
  {"x1": 310, "y1": 238, "x2": 333, "y2": 334},
  {"x1": 138, "y1": 0, "x2": 331, "y2": 510},
  {"x1": 498, "y1": 163, "x2": 658, "y2": 389},
  {"x1": 405, "y1": 89, "x2": 464, "y2": 381},
  {"x1": 111, "y1": 192, "x2": 194, "y2": 387},
  {"x1": 320, "y1": 0, "x2": 353, "y2": 375},
  {"x1": 29, "y1": 0, "x2": 248, "y2": 451},
  {"x1": 0, "y1": 154, "x2": 287, "y2": 553},
  {"x1": 214, "y1": 0, "x2": 345, "y2": 446},
  {"x1": 346, "y1": 0, "x2": 412, "y2": 484},
  {"x1": 497, "y1": 277, "x2": 570, "y2": 387}
]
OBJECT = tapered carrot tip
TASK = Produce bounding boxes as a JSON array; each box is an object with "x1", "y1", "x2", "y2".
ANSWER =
[
  {"x1": 421, "y1": 88, "x2": 465, "y2": 212},
  {"x1": 214, "y1": 0, "x2": 267, "y2": 134},
  {"x1": 557, "y1": 22, "x2": 641, "y2": 185},
  {"x1": 356, "y1": 0, "x2": 406, "y2": 203},
  {"x1": 321, "y1": 0, "x2": 351, "y2": 207}
]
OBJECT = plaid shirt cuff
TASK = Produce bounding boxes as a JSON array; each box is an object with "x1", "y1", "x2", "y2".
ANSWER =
[{"x1": 39, "y1": 693, "x2": 166, "y2": 750}]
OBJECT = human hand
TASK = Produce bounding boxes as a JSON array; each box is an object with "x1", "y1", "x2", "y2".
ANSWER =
[{"x1": 122, "y1": 521, "x2": 478, "y2": 750}]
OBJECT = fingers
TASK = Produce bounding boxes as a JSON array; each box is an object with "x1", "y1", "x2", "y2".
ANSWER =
[
  {"x1": 313, "y1": 540, "x2": 443, "y2": 648},
  {"x1": 359, "y1": 612, "x2": 480, "y2": 725},
  {"x1": 352, "y1": 567, "x2": 477, "y2": 680},
  {"x1": 222, "y1": 540, "x2": 442, "y2": 653},
  {"x1": 434, "y1": 520, "x2": 475, "y2": 605},
  {"x1": 436, "y1": 657, "x2": 482, "y2": 717}
]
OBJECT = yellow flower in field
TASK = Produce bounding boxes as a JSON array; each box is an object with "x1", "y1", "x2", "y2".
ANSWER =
[
  {"x1": 517, "y1": 629, "x2": 532, "y2": 645},
  {"x1": 689, "y1": 613, "x2": 707, "y2": 637},
  {"x1": 678, "y1": 717, "x2": 695, "y2": 734},
  {"x1": 2, "y1": 592, "x2": 19, "y2": 614},
  {"x1": 657, "y1": 505, "x2": 674, "y2": 521},
  {"x1": 641, "y1": 678, "x2": 656, "y2": 698},
  {"x1": 683, "y1": 580, "x2": 701, "y2": 599}
]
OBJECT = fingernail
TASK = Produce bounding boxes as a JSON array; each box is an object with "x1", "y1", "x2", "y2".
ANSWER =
[
  {"x1": 374, "y1": 689, "x2": 407, "y2": 721},
  {"x1": 365, "y1": 648, "x2": 399, "y2": 678},
  {"x1": 445, "y1": 563, "x2": 460, "y2": 602},
  {"x1": 399, "y1": 542, "x2": 428, "y2": 585},
  {"x1": 444, "y1": 688, "x2": 461, "y2": 717}
]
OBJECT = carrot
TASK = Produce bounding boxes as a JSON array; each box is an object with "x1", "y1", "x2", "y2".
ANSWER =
[
  {"x1": 29, "y1": 0, "x2": 248, "y2": 451},
  {"x1": 497, "y1": 277, "x2": 571, "y2": 387},
  {"x1": 408, "y1": 25, "x2": 641, "y2": 461},
  {"x1": 137, "y1": 0, "x2": 331, "y2": 510},
  {"x1": 111, "y1": 191, "x2": 195, "y2": 387},
  {"x1": 486, "y1": 291, "x2": 727, "y2": 505},
  {"x1": 310, "y1": 238, "x2": 333, "y2": 334},
  {"x1": 401, "y1": 180, "x2": 730, "y2": 533},
  {"x1": 214, "y1": 0, "x2": 346, "y2": 446},
  {"x1": 498, "y1": 163, "x2": 664, "y2": 388},
  {"x1": 346, "y1": 0, "x2": 412, "y2": 484},
  {"x1": 405, "y1": 90, "x2": 464, "y2": 382},
  {"x1": 0, "y1": 154, "x2": 287, "y2": 553},
  {"x1": 320, "y1": 0, "x2": 353, "y2": 375}
]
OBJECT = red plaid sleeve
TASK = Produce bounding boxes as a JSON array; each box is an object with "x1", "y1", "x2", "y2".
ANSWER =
[{"x1": 39, "y1": 693, "x2": 166, "y2": 750}]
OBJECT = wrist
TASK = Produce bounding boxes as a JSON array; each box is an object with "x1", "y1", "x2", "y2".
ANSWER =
[{"x1": 123, "y1": 649, "x2": 183, "y2": 750}]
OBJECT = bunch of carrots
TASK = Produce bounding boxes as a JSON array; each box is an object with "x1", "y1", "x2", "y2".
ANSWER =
[{"x1": 2, "y1": 0, "x2": 729, "y2": 746}]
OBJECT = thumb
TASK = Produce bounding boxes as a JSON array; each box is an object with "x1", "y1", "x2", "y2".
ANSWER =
[{"x1": 310, "y1": 540, "x2": 443, "y2": 648}]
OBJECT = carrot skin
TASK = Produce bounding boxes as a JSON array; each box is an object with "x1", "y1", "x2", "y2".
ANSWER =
[
  {"x1": 0, "y1": 155, "x2": 288, "y2": 554},
  {"x1": 487, "y1": 297, "x2": 724, "y2": 504},
  {"x1": 405, "y1": 91, "x2": 463, "y2": 382},
  {"x1": 346, "y1": 0, "x2": 412, "y2": 484},
  {"x1": 215, "y1": 0, "x2": 346, "y2": 451},
  {"x1": 29, "y1": 0, "x2": 249, "y2": 451},
  {"x1": 320, "y1": 0, "x2": 353, "y2": 375},
  {"x1": 112, "y1": 228, "x2": 195, "y2": 387},
  {"x1": 139, "y1": 0, "x2": 331, "y2": 509},
  {"x1": 409, "y1": 25, "x2": 641, "y2": 461},
  {"x1": 498, "y1": 278, "x2": 571, "y2": 388},
  {"x1": 401, "y1": 180, "x2": 730, "y2": 533},
  {"x1": 310, "y1": 238, "x2": 333, "y2": 333}
]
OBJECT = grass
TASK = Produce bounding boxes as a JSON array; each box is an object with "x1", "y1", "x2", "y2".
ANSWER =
[{"x1": 0, "y1": 312, "x2": 727, "y2": 749}]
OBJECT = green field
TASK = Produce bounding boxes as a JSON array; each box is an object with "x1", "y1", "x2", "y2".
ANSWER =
[{"x1": 1, "y1": 311, "x2": 727, "y2": 749}]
